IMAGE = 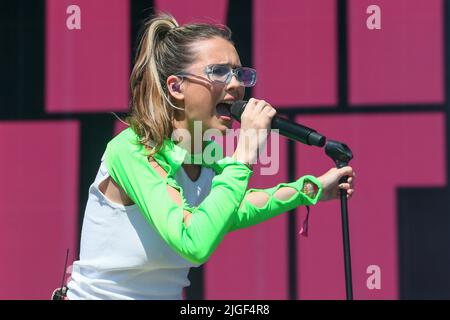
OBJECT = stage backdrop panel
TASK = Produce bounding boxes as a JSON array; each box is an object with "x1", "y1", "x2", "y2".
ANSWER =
[
  {"x1": 0, "y1": 121, "x2": 80, "y2": 299},
  {"x1": 349, "y1": 0, "x2": 444, "y2": 105},
  {"x1": 253, "y1": 0, "x2": 337, "y2": 107},
  {"x1": 114, "y1": 119, "x2": 129, "y2": 136},
  {"x1": 295, "y1": 113, "x2": 446, "y2": 299},
  {"x1": 46, "y1": 0, "x2": 130, "y2": 112},
  {"x1": 155, "y1": 0, "x2": 228, "y2": 25}
]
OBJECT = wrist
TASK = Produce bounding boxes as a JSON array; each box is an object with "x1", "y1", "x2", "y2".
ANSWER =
[
  {"x1": 231, "y1": 153, "x2": 253, "y2": 170},
  {"x1": 234, "y1": 141, "x2": 258, "y2": 166},
  {"x1": 302, "y1": 179, "x2": 319, "y2": 199}
]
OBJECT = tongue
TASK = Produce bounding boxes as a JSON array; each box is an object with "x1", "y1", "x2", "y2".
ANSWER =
[{"x1": 216, "y1": 103, "x2": 232, "y2": 118}]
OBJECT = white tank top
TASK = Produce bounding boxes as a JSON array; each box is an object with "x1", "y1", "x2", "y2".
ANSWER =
[{"x1": 67, "y1": 153, "x2": 215, "y2": 300}]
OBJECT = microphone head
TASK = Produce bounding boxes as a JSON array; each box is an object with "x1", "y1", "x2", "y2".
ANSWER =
[{"x1": 230, "y1": 100, "x2": 247, "y2": 121}]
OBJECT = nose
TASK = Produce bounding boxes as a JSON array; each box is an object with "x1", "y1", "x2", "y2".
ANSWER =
[
  {"x1": 225, "y1": 73, "x2": 245, "y2": 99},
  {"x1": 226, "y1": 72, "x2": 241, "y2": 90}
]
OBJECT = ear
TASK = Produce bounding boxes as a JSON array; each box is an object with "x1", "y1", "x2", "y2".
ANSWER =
[{"x1": 166, "y1": 75, "x2": 185, "y2": 101}]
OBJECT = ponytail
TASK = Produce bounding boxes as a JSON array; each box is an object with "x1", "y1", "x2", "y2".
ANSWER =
[{"x1": 127, "y1": 13, "x2": 232, "y2": 157}]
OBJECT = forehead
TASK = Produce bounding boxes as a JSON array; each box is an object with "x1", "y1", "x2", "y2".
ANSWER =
[{"x1": 189, "y1": 37, "x2": 241, "y2": 68}]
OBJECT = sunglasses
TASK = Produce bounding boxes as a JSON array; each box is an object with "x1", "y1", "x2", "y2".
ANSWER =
[{"x1": 177, "y1": 64, "x2": 257, "y2": 87}]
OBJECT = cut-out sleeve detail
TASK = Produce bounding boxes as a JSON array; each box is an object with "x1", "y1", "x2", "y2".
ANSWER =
[
  {"x1": 229, "y1": 175, "x2": 322, "y2": 232},
  {"x1": 104, "y1": 134, "x2": 253, "y2": 265}
]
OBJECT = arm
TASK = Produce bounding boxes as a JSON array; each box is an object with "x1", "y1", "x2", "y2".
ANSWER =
[
  {"x1": 105, "y1": 141, "x2": 252, "y2": 265},
  {"x1": 229, "y1": 176, "x2": 322, "y2": 232}
]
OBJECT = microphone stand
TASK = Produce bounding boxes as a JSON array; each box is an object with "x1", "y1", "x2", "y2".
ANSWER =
[
  {"x1": 325, "y1": 140, "x2": 354, "y2": 300},
  {"x1": 231, "y1": 101, "x2": 354, "y2": 299}
]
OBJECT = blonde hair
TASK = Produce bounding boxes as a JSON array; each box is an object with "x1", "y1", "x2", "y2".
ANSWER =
[{"x1": 124, "y1": 13, "x2": 232, "y2": 157}]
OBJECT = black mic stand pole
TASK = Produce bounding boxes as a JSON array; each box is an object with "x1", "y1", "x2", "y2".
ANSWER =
[{"x1": 325, "y1": 140, "x2": 354, "y2": 300}]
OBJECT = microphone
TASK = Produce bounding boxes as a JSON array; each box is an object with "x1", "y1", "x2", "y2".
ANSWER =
[{"x1": 230, "y1": 100, "x2": 326, "y2": 147}]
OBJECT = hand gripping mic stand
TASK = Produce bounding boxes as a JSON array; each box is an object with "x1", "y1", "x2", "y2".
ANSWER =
[
  {"x1": 325, "y1": 140, "x2": 354, "y2": 300},
  {"x1": 230, "y1": 101, "x2": 354, "y2": 299}
]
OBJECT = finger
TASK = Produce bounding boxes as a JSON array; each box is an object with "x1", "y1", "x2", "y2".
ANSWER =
[
  {"x1": 254, "y1": 99, "x2": 267, "y2": 113},
  {"x1": 262, "y1": 104, "x2": 273, "y2": 112},
  {"x1": 263, "y1": 105, "x2": 277, "y2": 117},
  {"x1": 268, "y1": 108, "x2": 277, "y2": 118},
  {"x1": 346, "y1": 189, "x2": 354, "y2": 199},
  {"x1": 339, "y1": 166, "x2": 354, "y2": 177},
  {"x1": 339, "y1": 183, "x2": 351, "y2": 190},
  {"x1": 347, "y1": 176, "x2": 355, "y2": 188},
  {"x1": 247, "y1": 98, "x2": 263, "y2": 109},
  {"x1": 241, "y1": 98, "x2": 258, "y2": 116},
  {"x1": 247, "y1": 97, "x2": 258, "y2": 106}
]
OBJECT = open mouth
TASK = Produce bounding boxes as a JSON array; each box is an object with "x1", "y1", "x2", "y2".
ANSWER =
[{"x1": 216, "y1": 101, "x2": 233, "y2": 121}]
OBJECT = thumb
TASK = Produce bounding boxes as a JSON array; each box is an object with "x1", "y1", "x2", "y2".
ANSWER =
[{"x1": 338, "y1": 166, "x2": 354, "y2": 178}]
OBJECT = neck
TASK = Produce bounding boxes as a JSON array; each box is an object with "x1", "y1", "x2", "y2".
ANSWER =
[
  {"x1": 172, "y1": 119, "x2": 203, "y2": 179},
  {"x1": 172, "y1": 118, "x2": 207, "y2": 156}
]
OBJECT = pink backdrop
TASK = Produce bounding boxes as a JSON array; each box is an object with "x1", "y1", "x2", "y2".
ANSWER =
[
  {"x1": 1, "y1": 0, "x2": 447, "y2": 299},
  {"x1": 253, "y1": 0, "x2": 337, "y2": 107},
  {"x1": 348, "y1": 0, "x2": 444, "y2": 105},
  {"x1": 46, "y1": 0, "x2": 130, "y2": 112},
  {"x1": 295, "y1": 113, "x2": 446, "y2": 299},
  {"x1": 0, "y1": 121, "x2": 79, "y2": 299}
]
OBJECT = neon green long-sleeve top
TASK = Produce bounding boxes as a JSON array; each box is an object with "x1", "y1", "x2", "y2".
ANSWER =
[{"x1": 105, "y1": 128, "x2": 322, "y2": 264}]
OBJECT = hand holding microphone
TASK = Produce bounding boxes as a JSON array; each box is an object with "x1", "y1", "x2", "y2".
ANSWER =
[
  {"x1": 230, "y1": 100, "x2": 326, "y2": 147},
  {"x1": 231, "y1": 98, "x2": 277, "y2": 167}
]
